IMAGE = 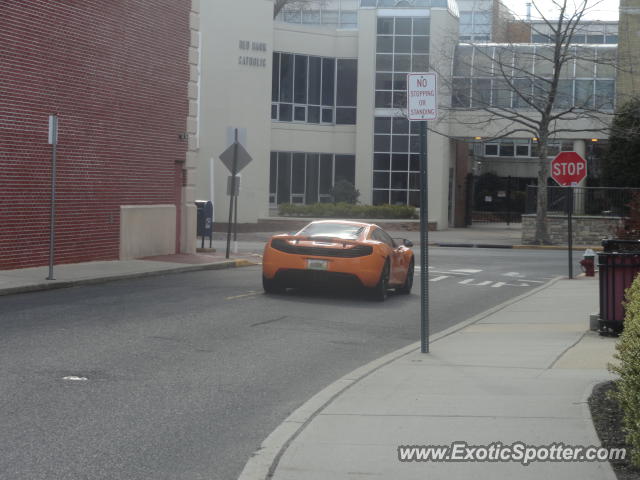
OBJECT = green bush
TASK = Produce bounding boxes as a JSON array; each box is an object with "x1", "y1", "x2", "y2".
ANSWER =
[
  {"x1": 610, "y1": 275, "x2": 640, "y2": 467},
  {"x1": 278, "y1": 202, "x2": 417, "y2": 219},
  {"x1": 330, "y1": 180, "x2": 360, "y2": 204}
]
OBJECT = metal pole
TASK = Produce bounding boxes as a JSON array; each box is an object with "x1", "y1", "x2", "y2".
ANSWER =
[
  {"x1": 225, "y1": 129, "x2": 238, "y2": 259},
  {"x1": 47, "y1": 141, "x2": 57, "y2": 280},
  {"x1": 568, "y1": 186, "x2": 574, "y2": 279},
  {"x1": 420, "y1": 121, "x2": 429, "y2": 353},
  {"x1": 233, "y1": 185, "x2": 238, "y2": 254}
]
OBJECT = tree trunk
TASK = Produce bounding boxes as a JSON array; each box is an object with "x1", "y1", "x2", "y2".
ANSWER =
[{"x1": 534, "y1": 141, "x2": 551, "y2": 245}]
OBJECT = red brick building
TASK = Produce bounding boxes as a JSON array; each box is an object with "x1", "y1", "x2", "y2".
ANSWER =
[{"x1": 0, "y1": 0, "x2": 199, "y2": 270}]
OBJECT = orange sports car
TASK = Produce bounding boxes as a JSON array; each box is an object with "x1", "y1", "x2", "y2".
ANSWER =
[{"x1": 262, "y1": 220, "x2": 415, "y2": 300}]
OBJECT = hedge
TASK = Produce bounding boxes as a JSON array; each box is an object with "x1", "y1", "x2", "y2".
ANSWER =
[
  {"x1": 278, "y1": 202, "x2": 417, "y2": 219},
  {"x1": 610, "y1": 275, "x2": 640, "y2": 467}
]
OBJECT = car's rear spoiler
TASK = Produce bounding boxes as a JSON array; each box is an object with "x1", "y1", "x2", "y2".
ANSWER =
[{"x1": 273, "y1": 235, "x2": 362, "y2": 247}]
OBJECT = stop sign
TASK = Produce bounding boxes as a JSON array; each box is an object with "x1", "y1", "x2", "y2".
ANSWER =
[{"x1": 551, "y1": 151, "x2": 587, "y2": 186}]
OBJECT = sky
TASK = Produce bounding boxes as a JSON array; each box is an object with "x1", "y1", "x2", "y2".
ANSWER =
[{"x1": 509, "y1": 0, "x2": 620, "y2": 21}]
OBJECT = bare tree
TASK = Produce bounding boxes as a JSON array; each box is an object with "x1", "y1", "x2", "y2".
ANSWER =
[
  {"x1": 437, "y1": 0, "x2": 614, "y2": 243},
  {"x1": 273, "y1": 0, "x2": 327, "y2": 19}
]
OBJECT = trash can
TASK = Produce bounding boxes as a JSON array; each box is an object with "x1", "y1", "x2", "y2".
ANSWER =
[{"x1": 598, "y1": 239, "x2": 640, "y2": 334}]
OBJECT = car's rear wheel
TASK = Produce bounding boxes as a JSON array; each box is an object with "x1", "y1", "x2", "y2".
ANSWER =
[
  {"x1": 371, "y1": 259, "x2": 390, "y2": 301},
  {"x1": 397, "y1": 258, "x2": 414, "y2": 294},
  {"x1": 263, "y1": 275, "x2": 285, "y2": 294}
]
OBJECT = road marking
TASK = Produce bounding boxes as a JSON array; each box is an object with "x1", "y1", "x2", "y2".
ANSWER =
[
  {"x1": 491, "y1": 282, "x2": 506, "y2": 288},
  {"x1": 459, "y1": 279, "x2": 474, "y2": 284},
  {"x1": 226, "y1": 291, "x2": 260, "y2": 300},
  {"x1": 503, "y1": 272, "x2": 523, "y2": 277},
  {"x1": 474, "y1": 281, "x2": 493, "y2": 286},
  {"x1": 62, "y1": 376, "x2": 88, "y2": 382},
  {"x1": 430, "y1": 275, "x2": 449, "y2": 282},
  {"x1": 450, "y1": 269, "x2": 482, "y2": 274}
]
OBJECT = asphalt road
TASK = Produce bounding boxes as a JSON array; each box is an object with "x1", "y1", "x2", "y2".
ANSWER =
[{"x1": 0, "y1": 247, "x2": 575, "y2": 480}]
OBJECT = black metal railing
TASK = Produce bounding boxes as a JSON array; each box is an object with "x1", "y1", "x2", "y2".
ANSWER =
[{"x1": 525, "y1": 186, "x2": 640, "y2": 217}]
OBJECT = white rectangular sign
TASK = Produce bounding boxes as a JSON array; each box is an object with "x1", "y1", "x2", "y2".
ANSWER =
[
  {"x1": 48, "y1": 115, "x2": 58, "y2": 145},
  {"x1": 407, "y1": 73, "x2": 437, "y2": 121}
]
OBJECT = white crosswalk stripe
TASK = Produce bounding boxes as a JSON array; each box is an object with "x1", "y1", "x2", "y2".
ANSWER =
[{"x1": 429, "y1": 275, "x2": 449, "y2": 282}]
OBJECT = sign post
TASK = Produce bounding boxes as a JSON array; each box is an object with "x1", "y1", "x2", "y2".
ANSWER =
[
  {"x1": 219, "y1": 130, "x2": 252, "y2": 259},
  {"x1": 407, "y1": 73, "x2": 437, "y2": 354},
  {"x1": 551, "y1": 151, "x2": 587, "y2": 279},
  {"x1": 47, "y1": 114, "x2": 58, "y2": 281}
]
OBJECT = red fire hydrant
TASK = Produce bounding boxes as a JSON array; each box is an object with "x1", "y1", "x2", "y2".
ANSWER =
[{"x1": 580, "y1": 248, "x2": 596, "y2": 277}]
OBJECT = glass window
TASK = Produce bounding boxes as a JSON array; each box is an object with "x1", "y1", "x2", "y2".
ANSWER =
[
  {"x1": 555, "y1": 79, "x2": 573, "y2": 109},
  {"x1": 292, "y1": 153, "x2": 306, "y2": 194},
  {"x1": 575, "y1": 79, "x2": 593, "y2": 108},
  {"x1": 272, "y1": 53, "x2": 280, "y2": 101},
  {"x1": 587, "y1": 35, "x2": 604, "y2": 44},
  {"x1": 377, "y1": 36, "x2": 393, "y2": 53},
  {"x1": 306, "y1": 154, "x2": 319, "y2": 204},
  {"x1": 413, "y1": 36, "x2": 429, "y2": 54},
  {"x1": 394, "y1": 55, "x2": 411, "y2": 72},
  {"x1": 321, "y1": 108, "x2": 333, "y2": 123},
  {"x1": 393, "y1": 73, "x2": 407, "y2": 90},
  {"x1": 472, "y1": 78, "x2": 491, "y2": 107},
  {"x1": 336, "y1": 107, "x2": 356, "y2": 124},
  {"x1": 269, "y1": 152, "x2": 277, "y2": 195},
  {"x1": 375, "y1": 91, "x2": 392, "y2": 108},
  {"x1": 374, "y1": 134, "x2": 391, "y2": 152},
  {"x1": 484, "y1": 144, "x2": 498, "y2": 156},
  {"x1": 395, "y1": 18, "x2": 411, "y2": 35},
  {"x1": 392, "y1": 117, "x2": 409, "y2": 134},
  {"x1": 452, "y1": 78, "x2": 471, "y2": 107},
  {"x1": 336, "y1": 59, "x2": 357, "y2": 106},
  {"x1": 308, "y1": 106, "x2": 320, "y2": 123},
  {"x1": 374, "y1": 172, "x2": 390, "y2": 188},
  {"x1": 597, "y1": 48, "x2": 616, "y2": 77},
  {"x1": 294, "y1": 106, "x2": 306, "y2": 121},
  {"x1": 376, "y1": 54, "x2": 393, "y2": 71},
  {"x1": 390, "y1": 190, "x2": 407, "y2": 205},
  {"x1": 377, "y1": 17, "x2": 393, "y2": 35},
  {"x1": 411, "y1": 55, "x2": 429, "y2": 72},
  {"x1": 277, "y1": 152, "x2": 291, "y2": 204},
  {"x1": 279, "y1": 53, "x2": 293, "y2": 102},
  {"x1": 392, "y1": 91, "x2": 406, "y2": 109},
  {"x1": 322, "y1": 58, "x2": 335, "y2": 106},
  {"x1": 373, "y1": 190, "x2": 390, "y2": 205},
  {"x1": 413, "y1": 18, "x2": 429, "y2": 35},
  {"x1": 279, "y1": 103, "x2": 292, "y2": 121},
  {"x1": 392, "y1": 153, "x2": 408, "y2": 170},
  {"x1": 376, "y1": 72, "x2": 393, "y2": 90},
  {"x1": 375, "y1": 117, "x2": 391, "y2": 133},
  {"x1": 308, "y1": 57, "x2": 321, "y2": 104},
  {"x1": 319, "y1": 154, "x2": 333, "y2": 194},
  {"x1": 374, "y1": 153, "x2": 390, "y2": 170},
  {"x1": 294, "y1": 55, "x2": 308, "y2": 104},
  {"x1": 392, "y1": 135, "x2": 409, "y2": 153},
  {"x1": 499, "y1": 142, "x2": 514, "y2": 156},
  {"x1": 335, "y1": 155, "x2": 355, "y2": 184},
  {"x1": 395, "y1": 36, "x2": 411, "y2": 53},
  {"x1": 595, "y1": 80, "x2": 614, "y2": 110}
]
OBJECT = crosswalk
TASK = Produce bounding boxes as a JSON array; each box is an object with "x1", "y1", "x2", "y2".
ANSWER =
[{"x1": 413, "y1": 266, "x2": 552, "y2": 289}]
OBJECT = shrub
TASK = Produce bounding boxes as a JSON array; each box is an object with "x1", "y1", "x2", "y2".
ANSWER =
[
  {"x1": 609, "y1": 275, "x2": 640, "y2": 468},
  {"x1": 278, "y1": 202, "x2": 417, "y2": 219},
  {"x1": 330, "y1": 180, "x2": 360, "y2": 204},
  {"x1": 614, "y1": 193, "x2": 640, "y2": 239}
]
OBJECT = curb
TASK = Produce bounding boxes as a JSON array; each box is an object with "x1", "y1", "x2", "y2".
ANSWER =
[
  {"x1": 0, "y1": 259, "x2": 257, "y2": 297},
  {"x1": 237, "y1": 276, "x2": 563, "y2": 480},
  {"x1": 429, "y1": 242, "x2": 603, "y2": 251}
]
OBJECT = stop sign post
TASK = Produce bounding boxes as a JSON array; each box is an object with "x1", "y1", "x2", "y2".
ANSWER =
[{"x1": 550, "y1": 151, "x2": 587, "y2": 279}]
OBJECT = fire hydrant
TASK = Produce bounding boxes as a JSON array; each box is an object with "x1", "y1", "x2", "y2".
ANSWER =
[{"x1": 580, "y1": 248, "x2": 596, "y2": 277}]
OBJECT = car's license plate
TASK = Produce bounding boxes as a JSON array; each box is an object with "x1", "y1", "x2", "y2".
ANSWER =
[{"x1": 306, "y1": 259, "x2": 328, "y2": 270}]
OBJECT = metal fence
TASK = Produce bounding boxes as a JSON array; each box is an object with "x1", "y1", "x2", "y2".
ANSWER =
[{"x1": 525, "y1": 186, "x2": 640, "y2": 217}]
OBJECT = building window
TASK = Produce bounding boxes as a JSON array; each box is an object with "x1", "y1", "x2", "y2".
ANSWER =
[
  {"x1": 373, "y1": 116, "x2": 422, "y2": 206},
  {"x1": 269, "y1": 152, "x2": 356, "y2": 205},
  {"x1": 272, "y1": 52, "x2": 357, "y2": 125}
]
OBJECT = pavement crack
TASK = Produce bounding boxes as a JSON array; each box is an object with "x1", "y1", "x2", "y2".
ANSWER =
[{"x1": 251, "y1": 315, "x2": 288, "y2": 327}]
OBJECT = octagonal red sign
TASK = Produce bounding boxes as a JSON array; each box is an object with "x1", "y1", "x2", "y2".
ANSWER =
[{"x1": 551, "y1": 151, "x2": 587, "y2": 186}]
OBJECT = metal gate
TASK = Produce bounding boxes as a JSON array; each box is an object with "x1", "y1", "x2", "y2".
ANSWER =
[{"x1": 467, "y1": 173, "x2": 525, "y2": 224}]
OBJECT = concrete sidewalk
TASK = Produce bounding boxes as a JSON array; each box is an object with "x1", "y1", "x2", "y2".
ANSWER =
[
  {"x1": 239, "y1": 276, "x2": 619, "y2": 480},
  {"x1": 0, "y1": 252, "x2": 259, "y2": 296}
]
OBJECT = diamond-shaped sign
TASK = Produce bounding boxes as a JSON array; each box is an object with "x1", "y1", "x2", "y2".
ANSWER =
[{"x1": 219, "y1": 142, "x2": 252, "y2": 174}]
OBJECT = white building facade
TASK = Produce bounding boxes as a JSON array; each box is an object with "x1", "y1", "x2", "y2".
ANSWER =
[{"x1": 196, "y1": 0, "x2": 615, "y2": 229}]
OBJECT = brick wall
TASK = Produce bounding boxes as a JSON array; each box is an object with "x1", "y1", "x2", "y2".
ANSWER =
[{"x1": 0, "y1": 0, "x2": 191, "y2": 269}]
